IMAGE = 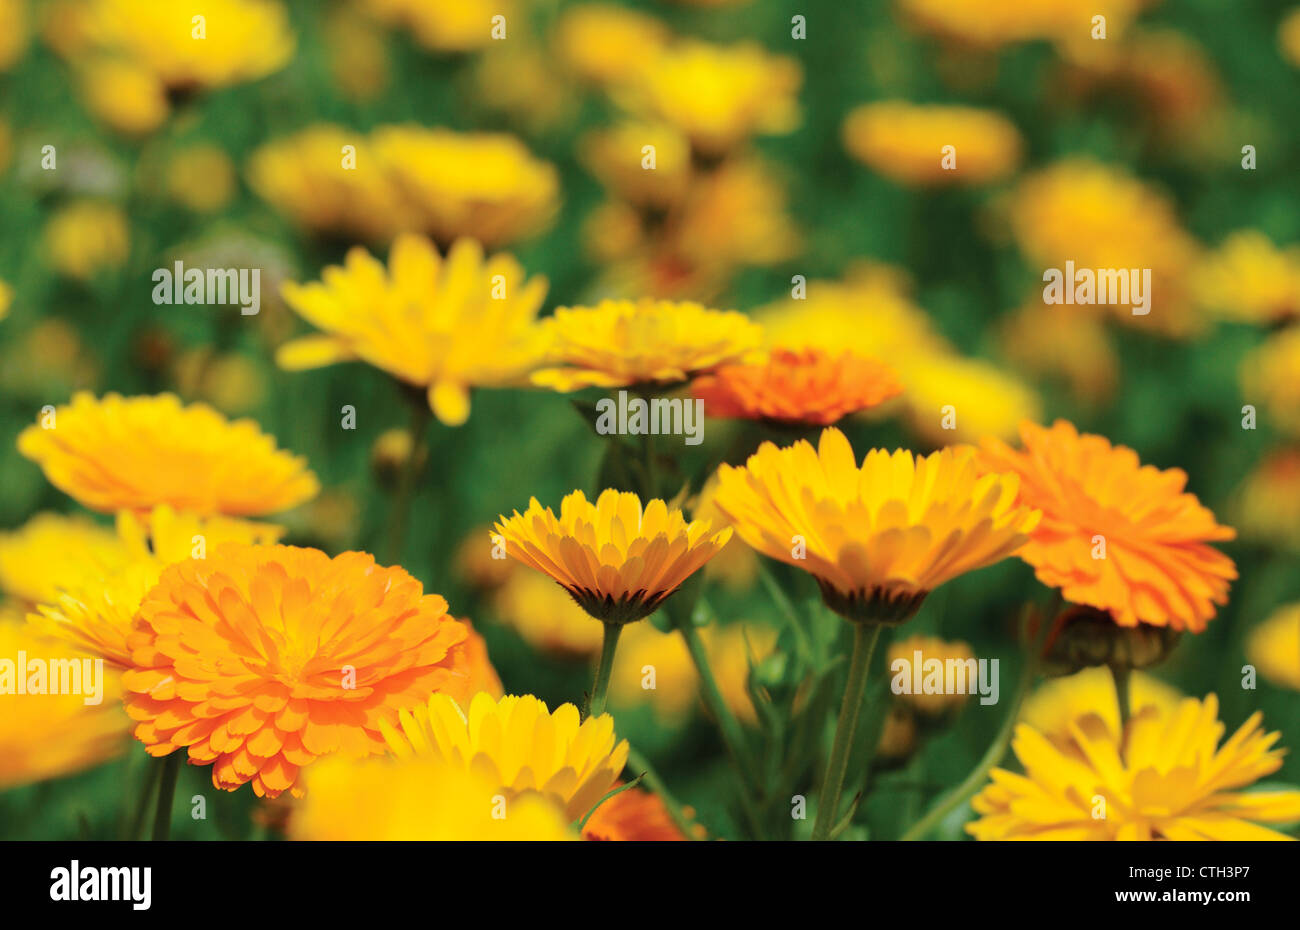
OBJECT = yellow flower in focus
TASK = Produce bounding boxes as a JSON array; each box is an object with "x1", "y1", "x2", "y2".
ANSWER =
[
  {"x1": 278, "y1": 236, "x2": 549, "y2": 426},
  {"x1": 555, "y1": 4, "x2": 670, "y2": 85},
  {"x1": 165, "y1": 145, "x2": 237, "y2": 213},
  {"x1": 43, "y1": 201, "x2": 130, "y2": 281},
  {"x1": 1020, "y1": 666, "x2": 1184, "y2": 747},
  {"x1": 371, "y1": 126, "x2": 559, "y2": 248},
  {"x1": 18, "y1": 392, "x2": 318, "y2": 516},
  {"x1": 968, "y1": 694, "x2": 1300, "y2": 840},
  {"x1": 0, "y1": 614, "x2": 129, "y2": 792},
  {"x1": 1194, "y1": 230, "x2": 1300, "y2": 325},
  {"x1": 30, "y1": 506, "x2": 282, "y2": 666},
  {"x1": 842, "y1": 101, "x2": 1022, "y2": 186},
  {"x1": 1241, "y1": 326, "x2": 1300, "y2": 437},
  {"x1": 292, "y1": 753, "x2": 576, "y2": 840},
  {"x1": 0, "y1": 0, "x2": 28, "y2": 71},
  {"x1": 714, "y1": 428, "x2": 1040, "y2": 623},
  {"x1": 383, "y1": 692, "x2": 630, "y2": 821},
  {"x1": 887, "y1": 635, "x2": 978, "y2": 715},
  {"x1": 533, "y1": 299, "x2": 763, "y2": 392},
  {"x1": 360, "y1": 0, "x2": 515, "y2": 53},
  {"x1": 978, "y1": 420, "x2": 1237, "y2": 631},
  {"x1": 1281, "y1": 7, "x2": 1300, "y2": 68},
  {"x1": 621, "y1": 40, "x2": 801, "y2": 155},
  {"x1": 1247, "y1": 604, "x2": 1300, "y2": 691},
  {"x1": 1232, "y1": 448, "x2": 1300, "y2": 551},
  {"x1": 78, "y1": 58, "x2": 168, "y2": 134},
  {"x1": 83, "y1": 0, "x2": 294, "y2": 89},
  {"x1": 494, "y1": 489, "x2": 731, "y2": 625},
  {"x1": 902, "y1": 353, "x2": 1041, "y2": 445},
  {"x1": 0, "y1": 512, "x2": 124, "y2": 606},
  {"x1": 492, "y1": 569, "x2": 605, "y2": 657}
]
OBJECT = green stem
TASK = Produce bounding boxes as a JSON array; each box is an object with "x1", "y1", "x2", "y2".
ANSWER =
[
  {"x1": 151, "y1": 752, "x2": 182, "y2": 841},
  {"x1": 383, "y1": 401, "x2": 431, "y2": 563},
  {"x1": 626, "y1": 746, "x2": 698, "y2": 840},
  {"x1": 587, "y1": 622, "x2": 623, "y2": 718},
  {"x1": 900, "y1": 613, "x2": 1050, "y2": 841},
  {"x1": 1112, "y1": 665, "x2": 1132, "y2": 730},
  {"x1": 811, "y1": 623, "x2": 882, "y2": 841},
  {"x1": 678, "y1": 623, "x2": 760, "y2": 789},
  {"x1": 757, "y1": 561, "x2": 813, "y2": 662},
  {"x1": 124, "y1": 754, "x2": 163, "y2": 840}
]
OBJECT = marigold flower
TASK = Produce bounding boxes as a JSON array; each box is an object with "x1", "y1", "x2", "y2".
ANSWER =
[
  {"x1": 901, "y1": 352, "x2": 1042, "y2": 445},
  {"x1": 998, "y1": 304, "x2": 1118, "y2": 406},
  {"x1": 494, "y1": 489, "x2": 731, "y2": 625},
  {"x1": 291, "y1": 753, "x2": 575, "y2": 840},
  {"x1": 491, "y1": 570, "x2": 605, "y2": 657},
  {"x1": 532, "y1": 299, "x2": 763, "y2": 393},
  {"x1": 1019, "y1": 666, "x2": 1183, "y2": 747},
  {"x1": 898, "y1": 0, "x2": 1147, "y2": 52},
  {"x1": 382, "y1": 691, "x2": 630, "y2": 821},
  {"x1": 1246, "y1": 604, "x2": 1300, "y2": 691},
  {"x1": 0, "y1": 512, "x2": 125, "y2": 606},
  {"x1": 1232, "y1": 448, "x2": 1300, "y2": 550},
  {"x1": 555, "y1": 4, "x2": 670, "y2": 85},
  {"x1": 693, "y1": 348, "x2": 901, "y2": 426},
  {"x1": 42, "y1": 201, "x2": 129, "y2": 281},
  {"x1": 18, "y1": 392, "x2": 319, "y2": 516},
  {"x1": 0, "y1": 613, "x2": 129, "y2": 791},
  {"x1": 360, "y1": 0, "x2": 517, "y2": 53},
  {"x1": 0, "y1": 0, "x2": 27, "y2": 71},
  {"x1": 0, "y1": 278, "x2": 11, "y2": 321},
  {"x1": 1281, "y1": 7, "x2": 1300, "y2": 68},
  {"x1": 1194, "y1": 230, "x2": 1300, "y2": 325},
  {"x1": 278, "y1": 236, "x2": 549, "y2": 426},
  {"x1": 977, "y1": 420, "x2": 1237, "y2": 631},
  {"x1": 1241, "y1": 326, "x2": 1300, "y2": 437},
  {"x1": 164, "y1": 145, "x2": 237, "y2": 213},
  {"x1": 78, "y1": 58, "x2": 168, "y2": 134},
  {"x1": 887, "y1": 635, "x2": 978, "y2": 715},
  {"x1": 714, "y1": 428, "x2": 1040, "y2": 623},
  {"x1": 581, "y1": 121, "x2": 692, "y2": 208},
  {"x1": 121, "y1": 544, "x2": 476, "y2": 797},
  {"x1": 968, "y1": 694, "x2": 1300, "y2": 840},
  {"x1": 583, "y1": 784, "x2": 688, "y2": 841},
  {"x1": 842, "y1": 101, "x2": 1022, "y2": 186}
]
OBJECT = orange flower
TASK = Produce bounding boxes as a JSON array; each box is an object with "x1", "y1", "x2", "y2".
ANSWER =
[
  {"x1": 692, "y1": 347, "x2": 901, "y2": 426},
  {"x1": 977, "y1": 420, "x2": 1237, "y2": 631},
  {"x1": 121, "y1": 544, "x2": 474, "y2": 797},
  {"x1": 583, "y1": 785, "x2": 688, "y2": 841}
]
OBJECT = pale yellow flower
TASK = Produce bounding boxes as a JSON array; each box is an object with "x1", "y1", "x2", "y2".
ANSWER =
[
  {"x1": 842, "y1": 101, "x2": 1022, "y2": 186},
  {"x1": 0, "y1": 512, "x2": 125, "y2": 606},
  {"x1": 78, "y1": 58, "x2": 168, "y2": 134},
  {"x1": 1195, "y1": 230, "x2": 1300, "y2": 325},
  {"x1": 360, "y1": 0, "x2": 516, "y2": 53},
  {"x1": 0, "y1": 0, "x2": 29, "y2": 71},
  {"x1": 43, "y1": 201, "x2": 130, "y2": 281},
  {"x1": 1241, "y1": 326, "x2": 1300, "y2": 436},
  {"x1": 1246, "y1": 604, "x2": 1300, "y2": 691},
  {"x1": 165, "y1": 145, "x2": 237, "y2": 213},
  {"x1": 555, "y1": 4, "x2": 670, "y2": 86},
  {"x1": 901, "y1": 353, "x2": 1042, "y2": 445}
]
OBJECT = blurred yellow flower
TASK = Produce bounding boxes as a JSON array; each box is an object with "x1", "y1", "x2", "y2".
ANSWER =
[
  {"x1": 165, "y1": 145, "x2": 237, "y2": 213},
  {"x1": 382, "y1": 692, "x2": 630, "y2": 821},
  {"x1": 491, "y1": 569, "x2": 605, "y2": 658},
  {"x1": 1281, "y1": 7, "x2": 1300, "y2": 68},
  {"x1": 999, "y1": 304, "x2": 1118, "y2": 406},
  {"x1": 0, "y1": 278, "x2": 11, "y2": 321},
  {"x1": 1246, "y1": 604, "x2": 1300, "y2": 691},
  {"x1": 899, "y1": 0, "x2": 1148, "y2": 52},
  {"x1": 969, "y1": 694, "x2": 1300, "y2": 840},
  {"x1": 706, "y1": 623, "x2": 778, "y2": 725},
  {"x1": 691, "y1": 472, "x2": 758, "y2": 592},
  {"x1": 0, "y1": 0, "x2": 28, "y2": 71},
  {"x1": 902, "y1": 352, "x2": 1042, "y2": 445},
  {"x1": 291, "y1": 753, "x2": 576, "y2": 840},
  {"x1": 1194, "y1": 230, "x2": 1300, "y2": 325},
  {"x1": 611, "y1": 622, "x2": 696, "y2": 719},
  {"x1": 172, "y1": 349, "x2": 267, "y2": 414},
  {"x1": 42, "y1": 201, "x2": 130, "y2": 281},
  {"x1": 842, "y1": 101, "x2": 1022, "y2": 186},
  {"x1": 474, "y1": 44, "x2": 574, "y2": 133},
  {"x1": 0, "y1": 512, "x2": 124, "y2": 606},
  {"x1": 278, "y1": 235, "x2": 550, "y2": 426},
  {"x1": 323, "y1": 5, "x2": 388, "y2": 101},
  {"x1": 555, "y1": 4, "x2": 670, "y2": 86},
  {"x1": 582, "y1": 121, "x2": 692, "y2": 207},
  {"x1": 1241, "y1": 326, "x2": 1300, "y2": 436},
  {"x1": 1020, "y1": 666, "x2": 1184, "y2": 747},
  {"x1": 78, "y1": 58, "x2": 168, "y2": 134},
  {"x1": 0, "y1": 614, "x2": 129, "y2": 792},
  {"x1": 18, "y1": 392, "x2": 318, "y2": 515},
  {"x1": 714, "y1": 428, "x2": 1040, "y2": 623},
  {"x1": 1232, "y1": 448, "x2": 1300, "y2": 550},
  {"x1": 30, "y1": 506, "x2": 282, "y2": 666},
  {"x1": 620, "y1": 39, "x2": 801, "y2": 155},
  {"x1": 494, "y1": 489, "x2": 731, "y2": 625},
  {"x1": 671, "y1": 158, "x2": 801, "y2": 271},
  {"x1": 533, "y1": 299, "x2": 763, "y2": 392},
  {"x1": 82, "y1": 0, "x2": 294, "y2": 89},
  {"x1": 1004, "y1": 159, "x2": 1204, "y2": 337},
  {"x1": 888, "y1": 635, "x2": 978, "y2": 715},
  {"x1": 360, "y1": 0, "x2": 514, "y2": 53}
]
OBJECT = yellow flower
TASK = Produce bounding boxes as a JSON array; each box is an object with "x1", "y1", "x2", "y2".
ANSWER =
[
  {"x1": 0, "y1": 613, "x2": 129, "y2": 791},
  {"x1": 706, "y1": 623, "x2": 778, "y2": 725},
  {"x1": 1281, "y1": 7, "x2": 1300, "y2": 68},
  {"x1": 842, "y1": 101, "x2": 1022, "y2": 186},
  {"x1": 901, "y1": 353, "x2": 1042, "y2": 445},
  {"x1": 17, "y1": 392, "x2": 319, "y2": 515},
  {"x1": 1241, "y1": 326, "x2": 1300, "y2": 437},
  {"x1": 999, "y1": 303, "x2": 1118, "y2": 406},
  {"x1": 692, "y1": 472, "x2": 759, "y2": 592},
  {"x1": 671, "y1": 158, "x2": 802, "y2": 272},
  {"x1": 1020, "y1": 666, "x2": 1184, "y2": 747},
  {"x1": 372, "y1": 126, "x2": 559, "y2": 248},
  {"x1": 78, "y1": 58, "x2": 168, "y2": 134},
  {"x1": 898, "y1": 0, "x2": 1147, "y2": 52},
  {"x1": 491, "y1": 570, "x2": 605, "y2": 657},
  {"x1": 0, "y1": 0, "x2": 29, "y2": 71},
  {"x1": 0, "y1": 278, "x2": 10, "y2": 321},
  {"x1": 165, "y1": 145, "x2": 237, "y2": 213},
  {"x1": 581, "y1": 121, "x2": 692, "y2": 207},
  {"x1": 29, "y1": 506, "x2": 282, "y2": 666},
  {"x1": 291, "y1": 753, "x2": 576, "y2": 840},
  {"x1": 887, "y1": 635, "x2": 978, "y2": 715},
  {"x1": 610, "y1": 623, "x2": 696, "y2": 720},
  {"x1": 323, "y1": 5, "x2": 388, "y2": 102},
  {"x1": 495, "y1": 489, "x2": 731, "y2": 625},
  {"x1": 620, "y1": 39, "x2": 801, "y2": 155},
  {"x1": 0, "y1": 512, "x2": 126, "y2": 606},
  {"x1": 1247, "y1": 604, "x2": 1300, "y2": 691},
  {"x1": 1232, "y1": 448, "x2": 1300, "y2": 550},
  {"x1": 713, "y1": 428, "x2": 1040, "y2": 623},
  {"x1": 382, "y1": 692, "x2": 630, "y2": 821},
  {"x1": 1194, "y1": 230, "x2": 1300, "y2": 325},
  {"x1": 1004, "y1": 158, "x2": 1204, "y2": 337},
  {"x1": 82, "y1": 0, "x2": 294, "y2": 90},
  {"x1": 278, "y1": 235, "x2": 549, "y2": 426},
  {"x1": 360, "y1": 0, "x2": 516, "y2": 53},
  {"x1": 172, "y1": 349, "x2": 267, "y2": 415},
  {"x1": 968, "y1": 693, "x2": 1300, "y2": 840},
  {"x1": 43, "y1": 201, "x2": 130, "y2": 281},
  {"x1": 532, "y1": 299, "x2": 763, "y2": 392},
  {"x1": 555, "y1": 4, "x2": 670, "y2": 86}
]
